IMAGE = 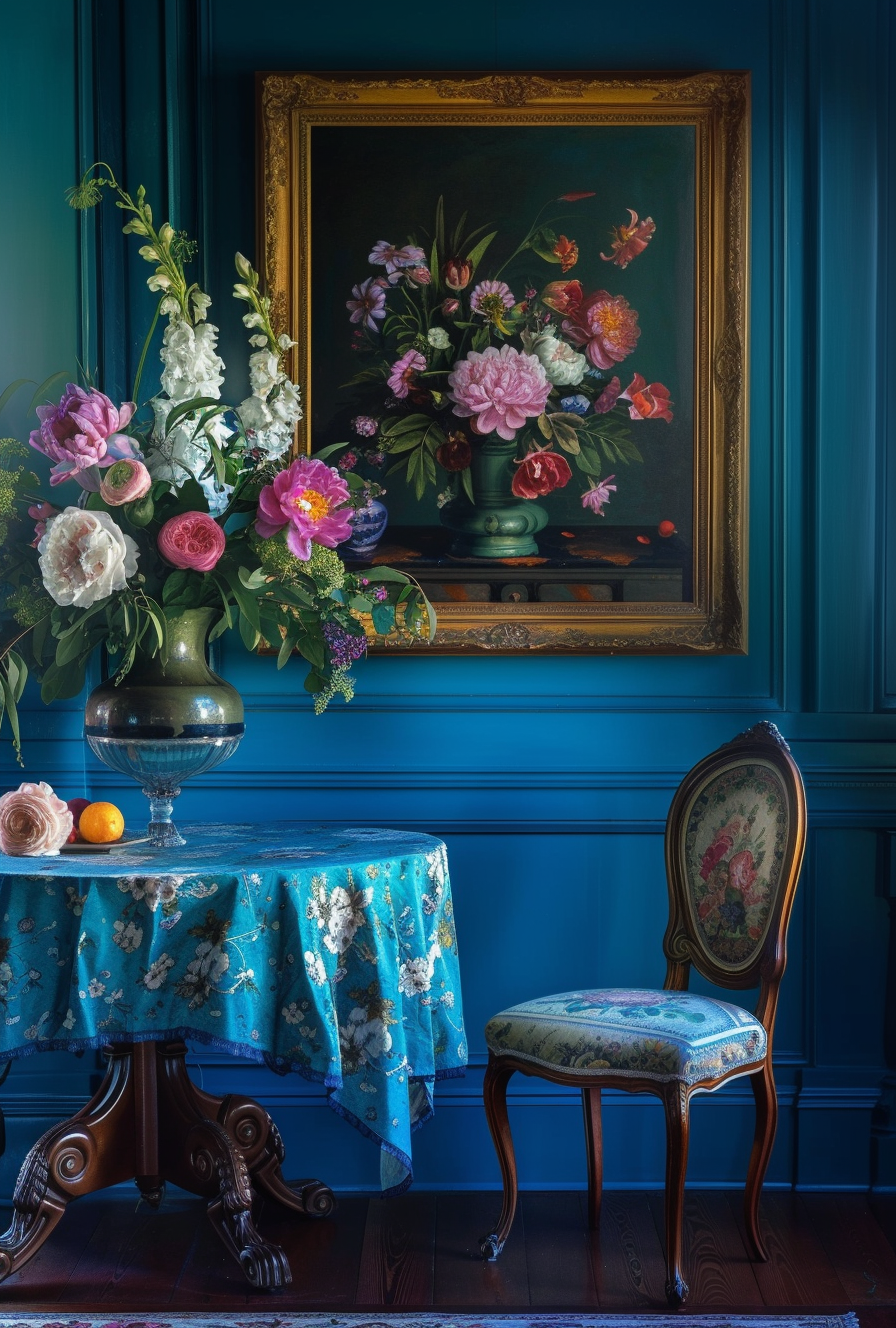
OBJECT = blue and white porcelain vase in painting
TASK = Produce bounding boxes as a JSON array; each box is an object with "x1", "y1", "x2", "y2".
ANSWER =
[{"x1": 345, "y1": 498, "x2": 388, "y2": 557}]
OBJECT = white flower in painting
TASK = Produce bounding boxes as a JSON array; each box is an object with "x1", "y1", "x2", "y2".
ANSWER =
[
  {"x1": 339, "y1": 1007, "x2": 392, "y2": 1073},
  {"x1": 304, "y1": 950, "x2": 327, "y2": 987},
  {"x1": 521, "y1": 331, "x2": 587, "y2": 387},
  {"x1": 247, "y1": 348, "x2": 281, "y2": 398},
  {"x1": 427, "y1": 327, "x2": 451, "y2": 350},
  {"x1": 159, "y1": 318, "x2": 224, "y2": 401},
  {"x1": 143, "y1": 953, "x2": 175, "y2": 990},
  {"x1": 113, "y1": 920, "x2": 144, "y2": 954},
  {"x1": 398, "y1": 942, "x2": 442, "y2": 998},
  {"x1": 39, "y1": 508, "x2": 138, "y2": 608}
]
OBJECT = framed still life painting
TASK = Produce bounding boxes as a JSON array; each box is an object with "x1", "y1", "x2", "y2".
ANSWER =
[{"x1": 257, "y1": 70, "x2": 749, "y2": 653}]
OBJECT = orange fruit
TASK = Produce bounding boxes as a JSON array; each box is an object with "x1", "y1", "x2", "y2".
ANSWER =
[{"x1": 79, "y1": 801, "x2": 125, "y2": 844}]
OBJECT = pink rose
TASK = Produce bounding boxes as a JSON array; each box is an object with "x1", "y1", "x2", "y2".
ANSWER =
[
  {"x1": 100, "y1": 458, "x2": 152, "y2": 506},
  {"x1": 728, "y1": 849, "x2": 758, "y2": 896},
  {"x1": 0, "y1": 782, "x2": 73, "y2": 856},
  {"x1": 157, "y1": 512, "x2": 226, "y2": 571}
]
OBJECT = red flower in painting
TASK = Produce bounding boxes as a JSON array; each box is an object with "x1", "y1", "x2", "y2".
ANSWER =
[
  {"x1": 511, "y1": 450, "x2": 572, "y2": 499},
  {"x1": 621, "y1": 373, "x2": 674, "y2": 422},
  {"x1": 601, "y1": 209, "x2": 657, "y2": 269},
  {"x1": 552, "y1": 235, "x2": 579, "y2": 272},
  {"x1": 541, "y1": 279, "x2": 583, "y2": 316},
  {"x1": 562, "y1": 290, "x2": 641, "y2": 370},
  {"x1": 558, "y1": 191, "x2": 596, "y2": 201}
]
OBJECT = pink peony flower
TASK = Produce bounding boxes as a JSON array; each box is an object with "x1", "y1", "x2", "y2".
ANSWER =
[
  {"x1": 255, "y1": 456, "x2": 352, "y2": 561},
  {"x1": 346, "y1": 277, "x2": 387, "y2": 333},
  {"x1": 511, "y1": 450, "x2": 572, "y2": 499},
  {"x1": 0, "y1": 781, "x2": 73, "y2": 856},
  {"x1": 387, "y1": 349, "x2": 426, "y2": 400},
  {"x1": 562, "y1": 290, "x2": 641, "y2": 370},
  {"x1": 28, "y1": 500, "x2": 60, "y2": 547},
  {"x1": 157, "y1": 512, "x2": 226, "y2": 572},
  {"x1": 29, "y1": 384, "x2": 140, "y2": 487},
  {"x1": 99, "y1": 458, "x2": 152, "y2": 506},
  {"x1": 593, "y1": 377, "x2": 622, "y2": 414},
  {"x1": 448, "y1": 345, "x2": 551, "y2": 441},
  {"x1": 581, "y1": 474, "x2": 617, "y2": 515},
  {"x1": 621, "y1": 373, "x2": 674, "y2": 422},
  {"x1": 601, "y1": 209, "x2": 656, "y2": 269}
]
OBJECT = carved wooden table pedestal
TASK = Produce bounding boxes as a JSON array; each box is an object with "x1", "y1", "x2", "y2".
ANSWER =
[{"x1": 0, "y1": 1039, "x2": 335, "y2": 1289}]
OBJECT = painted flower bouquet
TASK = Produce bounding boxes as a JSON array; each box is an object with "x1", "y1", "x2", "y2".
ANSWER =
[
  {"x1": 0, "y1": 166, "x2": 433, "y2": 761},
  {"x1": 320, "y1": 195, "x2": 672, "y2": 528}
]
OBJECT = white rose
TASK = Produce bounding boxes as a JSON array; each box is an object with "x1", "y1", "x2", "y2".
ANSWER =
[
  {"x1": 39, "y1": 508, "x2": 139, "y2": 608},
  {"x1": 159, "y1": 318, "x2": 224, "y2": 400},
  {"x1": 522, "y1": 331, "x2": 587, "y2": 387}
]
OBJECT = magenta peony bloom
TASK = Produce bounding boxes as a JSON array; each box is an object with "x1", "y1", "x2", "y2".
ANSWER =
[
  {"x1": 0, "y1": 781, "x2": 72, "y2": 856},
  {"x1": 511, "y1": 450, "x2": 572, "y2": 499},
  {"x1": 387, "y1": 348, "x2": 426, "y2": 400},
  {"x1": 581, "y1": 474, "x2": 617, "y2": 516},
  {"x1": 448, "y1": 345, "x2": 551, "y2": 441},
  {"x1": 158, "y1": 512, "x2": 226, "y2": 572},
  {"x1": 100, "y1": 458, "x2": 152, "y2": 506},
  {"x1": 621, "y1": 373, "x2": 674, "y2": 422},
  {"x1": 562, "y1": 291, "x2": 641, "y2": 371},
  {"x1": 346, "y1": 277, "x2": 387, "y2": 333},
  {"x1": 255, "y1": 456, "x2": 352, "y2": 561},
  {"x1": 29, "y1": 383, "x2": 140, "y2": 486},
  {"x1": 601, "y1": 209, "x2": 656, "y2": 269}
]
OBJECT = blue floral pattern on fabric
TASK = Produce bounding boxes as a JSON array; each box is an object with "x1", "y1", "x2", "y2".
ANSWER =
[
  {"x1": 485, "y1": 987, "x2": 765, "y2": 1083},
  {"x1": 0, "y1": 823, "x2": 467, "y2": 1195}
]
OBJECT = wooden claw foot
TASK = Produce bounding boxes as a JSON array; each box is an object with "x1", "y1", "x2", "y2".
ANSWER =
[{"x1": 209, "y1": 1197, "x2": 292, "y2": 1290}]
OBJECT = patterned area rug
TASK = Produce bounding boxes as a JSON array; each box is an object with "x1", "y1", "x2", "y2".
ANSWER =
[{"x1": 0, "y1": 1314, "x2": 861, "y2": 1328}]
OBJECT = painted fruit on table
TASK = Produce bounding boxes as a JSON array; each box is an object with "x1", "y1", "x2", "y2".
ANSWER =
[
  {"x1": 66, "y1": 798, "x2": 91, "y2": 843},
  {"x1": 78, "y1": 802, "x2": 125, "y2": 844}
]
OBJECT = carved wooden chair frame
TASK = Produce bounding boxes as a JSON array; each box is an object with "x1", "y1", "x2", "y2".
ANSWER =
[{"x1": 480, "y1": 721, "x2": 807, "y2": 1305}]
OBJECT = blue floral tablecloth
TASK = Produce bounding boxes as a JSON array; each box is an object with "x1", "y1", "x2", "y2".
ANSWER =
[{"x1": 0, "y1": 823, "x2": 466, "y2": 1194}]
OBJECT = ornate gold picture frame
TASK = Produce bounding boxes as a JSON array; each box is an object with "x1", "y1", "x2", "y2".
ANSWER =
[{"x1": 257, "y1": 71, "x2": 749, "y2": 654}]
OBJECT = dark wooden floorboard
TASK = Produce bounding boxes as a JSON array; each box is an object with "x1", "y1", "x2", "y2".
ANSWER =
[
  {"x1": 647, "y1": 1188, "x2": 765, "y2": 1307},
  {"x1": 871, "y1": 1191, "x2": 896, "y2": 1258},
  {"x1": 521, "y1": 1191, "x2": 599, "y2": 1307},
  {"x1": 731, "y1": 1189, "x2": 847, "y2": 1307},
  {"x1": 584, "y1": 1190, "x2": 669, "y2": 1310},
  {"x1": 802, "y1": 1191, "x2": 896, "y2": 1306},
  {"x1": 64, "y1": 1196, "x2": 196, "y2": 1304},
  {"x1": 356, "y1": 1192, "x2": 436, "y2": 1306},
  {"x1": 433, "y1": 1191, "x2": 529, "y2": 1306},
  {"x1": 0, "y1": 1199, "x2": 104, "y2": 1303}
]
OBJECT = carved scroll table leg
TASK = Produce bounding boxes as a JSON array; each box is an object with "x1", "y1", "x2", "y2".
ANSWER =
[
  {"x1": 0, "y1": 1045, "x2": 135, "y2": 1283},
  {"x1": 213, "y1": 1094, "x2": 336, "y2": 1218},
  {"x1": 155, "y1": 1042, "x2": 292, "y2": 1289}
]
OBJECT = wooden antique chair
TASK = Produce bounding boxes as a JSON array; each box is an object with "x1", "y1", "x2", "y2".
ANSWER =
[{"x1": 480, "y1": 721, "x2": 807, "y2": 1306}]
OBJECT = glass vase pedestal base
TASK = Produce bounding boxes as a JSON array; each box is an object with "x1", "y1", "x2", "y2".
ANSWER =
[{"x1": 86, "y1": 733, "x2": 244, "y2": 849}]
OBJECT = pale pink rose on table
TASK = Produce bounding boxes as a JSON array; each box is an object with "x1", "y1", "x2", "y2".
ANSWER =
[
  {"x1": 448, "y1": 345, "x2": 551, "y2": 442},
  {"x1": 29, "y1": 383, "x2": 140, "y2": 487},
  {"x1": 255, "y1": 456, "x2": 352, "y2": 561},
  {"x1": 99, "y1": 458, "x2": 152, "y2": 506},
  {"x1": 0, "y1": 782, "x2": 73, "y2": 857},
  {"x1": 157, "y1": 512, "x2": 226, "y2": 571}
]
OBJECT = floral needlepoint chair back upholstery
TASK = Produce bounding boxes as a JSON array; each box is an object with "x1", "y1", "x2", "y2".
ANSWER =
[{"x1": 480, "y1": 722, "x2": 806, "y2": 1308}]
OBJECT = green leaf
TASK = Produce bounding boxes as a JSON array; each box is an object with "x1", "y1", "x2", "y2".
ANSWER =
[
  {"x1": 28, "y1": 370, "x2": 72, "y2": 414},
  {"x1": 537, "y1": 413, "x2": 553, "y2": 440},
  {"x1": 471, "y1": 326, "x2": 490, "y2": 352},
  {"x1": 466, "y1": 230, "x2": 497, "y2": 273},
  {"x1": 277, "y1": 630, "x2": 297, "y2": 669},
  {"x1": 429, "y1": 237, "x2": 441, "y2": 295},
  {"x1": 314, "y1": 441, "x2": 350, "y2": 460},
  {"x1": 380, "y1": 413, "x2": 433, "y2": 438},
  {"x1": 239, "y1": 609, "x2": 261, "y2": 652},
  {"x1": 434, "y1": 194, "x2": 445, "y2": 259},
  {"x1": 529, "y1": 227, "x2": 561, "y2": 263},
  {"x1": 450, "y1": 209, "x2": 468, "y2": 256},
  {"x1": 551, "y1": 422, "x2": 581, "y2": 454},
  {"x1": 0, "y1": 378, "x2": 31, "y2": 417},
  {"x1": 304, "y1": 671, "x2": 325, "y2": 694},
  {"x1": 460, "y1": 467, "x2": 474, "y2": 503},
  {"x1": 164, "y1": 396, "x2": 221, "y2": 434},
  {"x1": 371, "y1": 603, "x2": 395, "y2": 635},
  {"x1": 385, "y1": 431, "x2": 428, "y2": 455},
  {"x1": 575, "y1": 444, "x2": 603, "y2": 477},
  {"x1": 238, "y1": 566, "x2": 268, "y2": 591},
  {"x1": 228, "y1": 574, "x2": 261, "y2": 632}
]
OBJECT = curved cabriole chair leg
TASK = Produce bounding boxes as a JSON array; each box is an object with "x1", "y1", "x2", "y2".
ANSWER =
[
  {"x1": 662, "y1": 1081, "x2": 690, "y2": 1306},
  {"x1": 480, "y1": 1055, "x2": 518, "y2": 1260},
  {"x1": 744, "y1": 1059, "x2": 777, "y2": 1261}
]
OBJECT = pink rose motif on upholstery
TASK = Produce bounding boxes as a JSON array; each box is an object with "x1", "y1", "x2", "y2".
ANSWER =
[{"x1": 728, "y1": 849, "x2": 758, "y2": 897}]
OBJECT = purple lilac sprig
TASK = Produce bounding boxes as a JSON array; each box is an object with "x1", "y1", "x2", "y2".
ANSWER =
[{"x1": 323, "y1": 622, "x2": 368, "y2": 668}]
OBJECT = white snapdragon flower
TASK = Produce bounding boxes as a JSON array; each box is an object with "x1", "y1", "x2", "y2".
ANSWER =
[
  {"x1": 160, "y1": 319, "x2": 224, "y2": 401},
  {"x1": 39, "y1": 508, "x2": 138, "y2": 608},
  {"x1": 521, "y1": 331, "x2": 587, "y2": 387},
  {"x1": 247, "y1": 348, "x2": 282, "y2": 398}
]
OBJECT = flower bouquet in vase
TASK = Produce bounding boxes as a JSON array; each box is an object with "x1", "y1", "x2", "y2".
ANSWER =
[
  {"x1": 0, "y1": 166, "x2": 434, "y2": 845},
  {"x1": 317, "y1": 197, "x2": 672, "y2": 559}
]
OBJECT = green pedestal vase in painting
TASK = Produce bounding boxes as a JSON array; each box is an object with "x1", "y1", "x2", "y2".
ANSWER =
[
  {"x1": 440, "y1": 436, "x2": 548, "y2": 559},
  {"x1": 84, "y1": 607, "x2": 245, "y2": 848}
]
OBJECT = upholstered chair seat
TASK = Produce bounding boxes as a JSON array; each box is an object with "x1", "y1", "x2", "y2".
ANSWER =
[
  {"x1": 485, "y1": 988, "x2": 767, "y2": 1086},
  {"x1": 480, "y1": 722, "x2": 807, "y2": 1309}
]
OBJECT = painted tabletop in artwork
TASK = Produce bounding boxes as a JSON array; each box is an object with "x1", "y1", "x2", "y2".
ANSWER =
[{"x1": 0, "y1": 823, "x2": 466, "y2": 1194}]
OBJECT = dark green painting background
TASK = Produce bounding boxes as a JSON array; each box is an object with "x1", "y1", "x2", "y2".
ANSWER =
[{"x1": 310, "y1": 122, "x2": 695, "y2": 537}]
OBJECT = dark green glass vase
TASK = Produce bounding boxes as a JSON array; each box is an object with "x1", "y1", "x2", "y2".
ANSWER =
[
  {"x1": 84, "y1": 607, "x2": 245, "y2": 848},
  {"x1": 439, "y1": 435, "x2": 548, "y2": 558}
]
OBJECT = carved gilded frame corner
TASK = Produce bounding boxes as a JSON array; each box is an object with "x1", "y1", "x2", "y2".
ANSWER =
[{"x1": 257, "y1": 70, "x2": 749, "y2": 655}]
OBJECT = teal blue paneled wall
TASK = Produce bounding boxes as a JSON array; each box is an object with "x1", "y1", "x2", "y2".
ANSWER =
[{"x1": 0, "y1": 0, "x2": 894, "y2": 1196}]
